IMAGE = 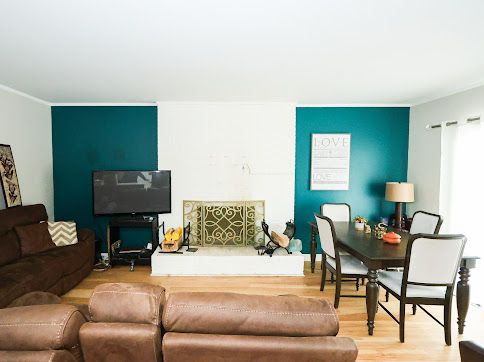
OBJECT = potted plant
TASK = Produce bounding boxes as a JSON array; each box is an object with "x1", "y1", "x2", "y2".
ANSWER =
[{"x1": 354, "y1": 216, "x2": 367, "y2": 231}]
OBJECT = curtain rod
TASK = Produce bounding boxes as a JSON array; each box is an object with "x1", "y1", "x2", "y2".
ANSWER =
[{"x1": 425, "y1": 116, "x2": 480, "y2": 130}]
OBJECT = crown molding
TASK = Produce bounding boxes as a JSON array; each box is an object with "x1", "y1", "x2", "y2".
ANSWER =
[
  {"x1": 410, "y1": 80, "x2": 484, "y2": 106},
  {"x1": 0, "y1": 84, "x2": 50, "y2": 106},
  {"x1": 50, "y1": 102, "x2": 157, "y2": 106},
  {"x1": 296, "y1": 103, "x2": 411, "y2": 108}
]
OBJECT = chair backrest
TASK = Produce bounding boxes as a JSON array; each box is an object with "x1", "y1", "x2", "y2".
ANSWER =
[
  {"x1": 314, "y1": 214, "x2": 336, "y2": 258},
  {"x1": 320, "y1": 203, "x2": 351, "y2": 222},
  {"x1": 410, "y1": 211, "x2": 443, "y2": 234},
  {"x1": 404, "y1": 234, "x2": 466, "y2": 286}
]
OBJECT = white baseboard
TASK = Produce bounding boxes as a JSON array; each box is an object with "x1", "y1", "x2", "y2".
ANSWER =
[{"x1": 303, "y1": 254, "x2": 322, "y2": 261}]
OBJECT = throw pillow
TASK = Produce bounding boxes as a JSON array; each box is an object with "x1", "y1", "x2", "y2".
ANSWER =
[
  {"x1": 47, "y1": 221, "x2": 78, "y2": 246},
  {"x1": 14, "y1": 222, "x2": 56, "y2": 256}
]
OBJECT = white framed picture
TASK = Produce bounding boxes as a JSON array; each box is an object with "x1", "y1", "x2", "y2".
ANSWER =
[{"x1": 310, "y1": 133, "x2": 351, "y2": 190}]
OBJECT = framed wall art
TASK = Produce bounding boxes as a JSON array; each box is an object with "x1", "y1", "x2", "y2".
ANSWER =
[
  {"x1": 310, "y1": 133, "x2": 351, "y2": 190},
  {"x1": 0, "y1": 144, "x2": 22, "y2": 207}
]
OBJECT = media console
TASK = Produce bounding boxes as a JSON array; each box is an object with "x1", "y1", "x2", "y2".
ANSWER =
[{"x1": 107, "y1": 216, "x2": 159, "y2": 266}]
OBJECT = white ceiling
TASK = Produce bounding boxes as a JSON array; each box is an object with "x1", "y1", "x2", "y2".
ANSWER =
[{"x1": 1, "y1": 0, "x2": 484, "y2": 104}]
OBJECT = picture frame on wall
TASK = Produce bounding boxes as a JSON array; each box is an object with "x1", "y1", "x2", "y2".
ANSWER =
[
  {"x1": 310, "y1": 133, "x2": 351, "y2": 190},
  {"x1": 0, "y1": 144, "x2": 22, "y2": 207}
]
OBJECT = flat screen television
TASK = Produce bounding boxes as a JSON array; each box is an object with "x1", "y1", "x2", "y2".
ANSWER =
[{"x1": 92, "y1": 170, "x2": 171, "y2": 215}]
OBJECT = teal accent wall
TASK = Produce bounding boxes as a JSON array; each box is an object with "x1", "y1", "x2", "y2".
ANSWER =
[
  {"x1": 295, "y1": 107, "x2": 409, "y2": 253},
  {"x1": 51, "y1": 106, "x2": 158, "y2": 251}
]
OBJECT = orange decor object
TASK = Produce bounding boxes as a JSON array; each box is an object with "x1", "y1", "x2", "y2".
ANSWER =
[
  {"x1": 162, "y1": 227, "x2": 183, "y2": 252},
  {"x1": 383, "y1": 231, "x2": 402, "y2": 244}
]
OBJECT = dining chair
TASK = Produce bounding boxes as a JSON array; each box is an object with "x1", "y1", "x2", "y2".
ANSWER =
[
  {"x1": 320, "y1": 203, "x2": 351, "y2": 222},
  {"x1": 385, "y1": 211, "x2": 444, "y2": 302},
  {"x1": 377, "y1": 233, "x2": 466, "y2": 345},
  {"x1": 384, "y1": 211, "x2": 444, "y2": 304},
  {"x1": 409, "y1": 211, "x2": 443, "y2": 234},
  {"x1": 320, "y1": 203, "x2": 364, "y2": 288},
  {"x1": 314, "y1": 213, "x2": 367, "y2": 308}
]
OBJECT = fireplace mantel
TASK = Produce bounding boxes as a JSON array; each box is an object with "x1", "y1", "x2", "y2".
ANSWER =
[{"x1": 183, "y1": 200, "x2": 265, "y2": 247}]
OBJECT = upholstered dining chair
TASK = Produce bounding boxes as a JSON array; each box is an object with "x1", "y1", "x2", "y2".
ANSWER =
[
  {"x1": 385, "y1": 211, "x2": 444, "y2": 303},
  {"x1": 409, "y1": 211, "x2": 443, "y2": 234},
  {"x1": 314, "y1": 213, "x2": 367, "y2": 308},
  {"x1": 320, "y1": 203, "x2": 364, "y2": 288},
  {"x1": 377, "y1": 233, "x2": 466, "y2": 345},
  {"x1": 320, "y1": 203, "x2": 351, "y2": 222}
]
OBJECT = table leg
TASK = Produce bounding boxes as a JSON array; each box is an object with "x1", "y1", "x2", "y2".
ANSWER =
[
  {"x1": 457, "y1": 266, "x2": 470, "y2": 334},
  {"x1": 366, "y1": 269, "x2": 379, "y2": 335},
  {"x1": 310, "y1": 226, "x2": 317, "y2": 273}
]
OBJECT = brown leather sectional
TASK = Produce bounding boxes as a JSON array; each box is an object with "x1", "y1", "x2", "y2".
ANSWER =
[
  {"x1": 162, "y1": 292, "x2": 358, "y2": 362},
  {"x1": 0, "y1": 204, "x2": 95, "y2": 308},
  {"x1": 0, "y1": 283, "x2": 359, "y2": 361}
]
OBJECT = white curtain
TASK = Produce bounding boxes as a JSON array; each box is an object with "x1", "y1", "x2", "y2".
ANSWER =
[{"x1": 440, "y1": 120, "x2": 484, "y2": 305}]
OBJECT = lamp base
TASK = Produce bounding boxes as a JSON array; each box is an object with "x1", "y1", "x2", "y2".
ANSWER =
[{"x1": 394, "y1": 202, "x2": 403, "y2": 230}]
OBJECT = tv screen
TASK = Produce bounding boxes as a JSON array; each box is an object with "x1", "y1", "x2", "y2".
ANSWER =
[{"x1": 93, "y1": 170, "x2": 171, "y2": 215}]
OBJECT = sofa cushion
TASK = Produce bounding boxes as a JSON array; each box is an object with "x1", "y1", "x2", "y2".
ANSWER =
[
  {"x1": 0, "y1": 230, "x2": 20, "y2": 266},
  {"x1": 15, "y1": 222, "x2": 56, "y2": 256},
  {"x1": 0, "y1": 277, "x2": 29, "y2": 309},
  {"x1": 163, "y1": 292, "x2": 339, "y2": 337},
  {"x1": 39, "y1": 241, "x2": 91, "y2": 275},
  {"x1": 48, "y1": 221, "x2": 78, "y2": 246},
  {"x1": 0, "y1": 257, "x2": 62, "y2": 307},
  {"x1": 89, "y1": 283, "x2": 165, "y2": 325},
  {"x1": 162, "y1": 333, "x2": 359, "y2": 362},
  {"x1": 0, "y1": 204, "x2": 48, "y2": 235}
]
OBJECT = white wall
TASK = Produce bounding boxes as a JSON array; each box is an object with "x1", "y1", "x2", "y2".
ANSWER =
[
  {"x1": 157, "y1": 102, "x2": 295, "y2": 232},
  {"x1": 0, "y1": 87, "x2": 54, "y2": 216},
  {"x1": 407, "y1": 85, "x2": 484, "y2": 214}
]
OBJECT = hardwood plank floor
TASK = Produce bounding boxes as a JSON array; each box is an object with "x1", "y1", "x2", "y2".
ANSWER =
[{"x1": 62, "y1": 262, "x2": 484, "y2": 361}]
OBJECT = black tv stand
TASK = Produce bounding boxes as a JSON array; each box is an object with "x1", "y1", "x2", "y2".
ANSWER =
[
  {"x1": 112, "y1": 214, "x2": 155, "y2": 222},
  {"x1": 107, "y1": 216, "x2": 159, "y2": 266}
]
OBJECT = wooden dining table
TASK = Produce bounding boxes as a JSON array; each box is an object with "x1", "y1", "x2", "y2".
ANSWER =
[{"x1": 308, "y1": 221, "x2": 480, "y2": 336}]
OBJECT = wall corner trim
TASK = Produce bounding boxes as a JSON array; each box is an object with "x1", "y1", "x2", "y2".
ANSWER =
[
  {"x1": 0, "y1": 84, "x2": 51, "y2": 106},
  {"x1": 296, "y1": 103, "x2": 412, "y2": 108}
]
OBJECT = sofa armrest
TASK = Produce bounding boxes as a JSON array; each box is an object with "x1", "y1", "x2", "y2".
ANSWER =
[
  {"x1": 163, "y1": 292, "x2": 339, "y2": 337},
  {"x1": 0, "y1": 304, "x2": 86, "y2": 351},
  {"x1": 460, "y1": 341, "x2": 484, "y2": 362},
  {"x1": 77, "y1": 228, "x2": 95, "y2": 244}
]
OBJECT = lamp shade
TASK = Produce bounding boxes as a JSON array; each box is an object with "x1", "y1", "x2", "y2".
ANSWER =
[{"x1": 385, "y1": 182, "x2": 414, "y2": 202}]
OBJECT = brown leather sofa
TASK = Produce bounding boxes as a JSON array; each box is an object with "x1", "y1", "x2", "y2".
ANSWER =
[
  {"x1": 162, "y1": 292, "x2": 358, "y2": 362},
  {"x1": 0, "y1": 283, "x2": 358, "y2": 362},
  {"x1": 0, "y1": 204, "x2": 95, "y2": 308},
  {"x1": 0, "y1": 304, "x2": 87, "y2": 361},
  {"x1": 79, "y1": 283, "x2": 165, "y2": 362}
]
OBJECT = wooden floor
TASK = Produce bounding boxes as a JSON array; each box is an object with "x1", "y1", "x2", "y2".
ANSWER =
[{"x1": 62, "y1": 261, "x2": 484, "y2": 361}]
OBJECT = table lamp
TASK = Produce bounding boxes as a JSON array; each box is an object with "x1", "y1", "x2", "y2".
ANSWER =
[{"x1": 385, "y1": 182, "x2": 414, "y2": 229}]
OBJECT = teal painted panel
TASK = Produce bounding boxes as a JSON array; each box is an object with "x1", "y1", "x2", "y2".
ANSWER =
[
  {"x1": 295, "y1": 107, "x2": 409, "y2": 253},
  {"x1": 51, "y1": 106, "x2": 158, "y2": 251}
]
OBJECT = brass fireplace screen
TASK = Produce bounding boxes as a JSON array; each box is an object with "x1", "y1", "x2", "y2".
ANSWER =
[{"x1": 183, "y1": 200, "x2": 265, "y2": 246}]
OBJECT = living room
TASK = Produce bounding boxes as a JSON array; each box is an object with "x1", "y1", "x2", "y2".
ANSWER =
[{"x1": 0, "y1": 1, "x2": 483, "y2": 361}]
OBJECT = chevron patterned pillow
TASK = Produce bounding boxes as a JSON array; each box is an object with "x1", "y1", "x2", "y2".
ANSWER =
[{"x1": 47, "y1": 221, "x2": 78, "y2": 246}]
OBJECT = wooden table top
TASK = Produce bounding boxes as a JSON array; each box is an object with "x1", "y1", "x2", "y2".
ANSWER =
[{"x1": 309, "y1": 221, "x2": 479, "y2": 270}]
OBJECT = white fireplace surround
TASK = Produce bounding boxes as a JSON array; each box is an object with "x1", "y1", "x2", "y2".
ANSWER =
[{"x1": 157, "y1": 102, "x2": 296, "y2": 232}]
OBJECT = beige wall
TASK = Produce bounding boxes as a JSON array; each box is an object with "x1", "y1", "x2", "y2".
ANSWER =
[
  {"x1": 407, "y1": 85, "x2": 484, "y2": 214},
  {"x1": 0, "y1": 87, "x2": 53, "y2": 216}
]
